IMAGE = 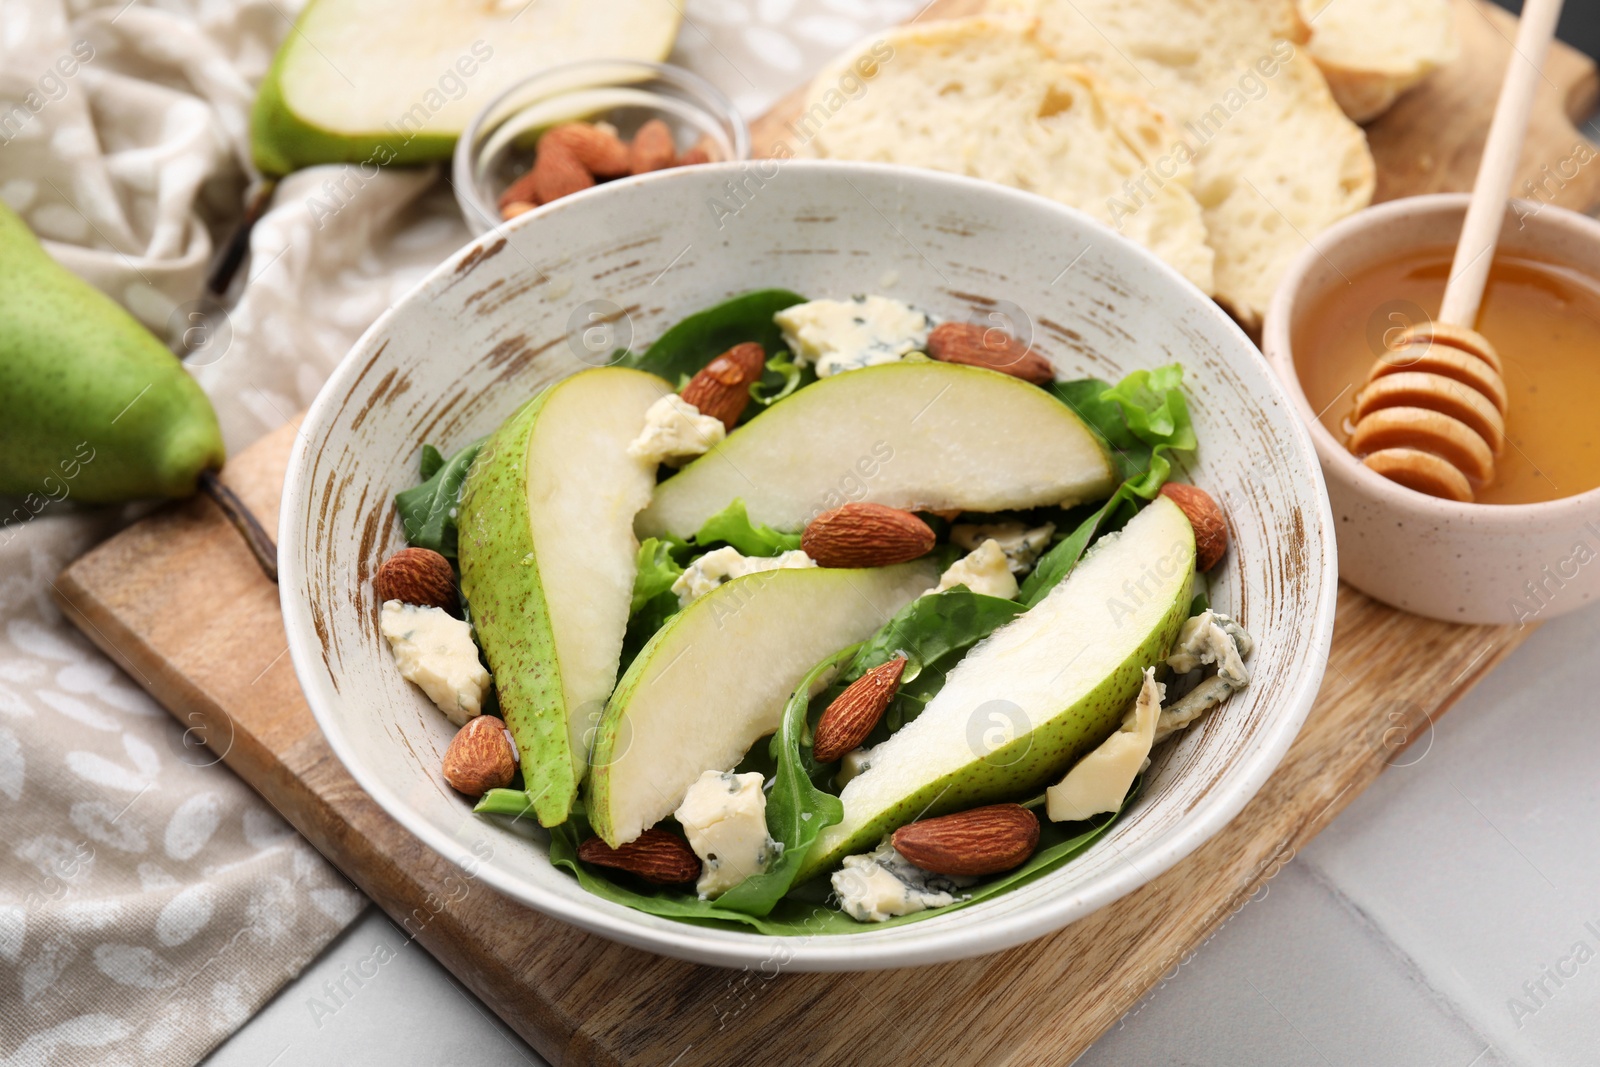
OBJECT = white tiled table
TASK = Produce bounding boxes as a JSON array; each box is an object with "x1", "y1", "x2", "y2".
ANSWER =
[{"x1": 204, "y1": 601, "x2": 1600, "y2": 1066}]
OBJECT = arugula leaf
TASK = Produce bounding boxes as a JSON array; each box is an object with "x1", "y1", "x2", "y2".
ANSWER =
[
  {"x1": 395, "y1": 438, "x2": 484, "y2": 560},
  {"x1": 847, "y1": 589, "x2": 1024, "y2": 686},
  {"x1": 832, "y1": 588, "x2": 1025, "y2": 739},
  {"x1": 621, "y1": 289, "x2": 807, "y2": 384},
  {"x1": 692, "y1": 499, "x2": 802, "y2": 557},
  {"x1": 712, "y1": 645, "x2": 857, "y2": 915}
]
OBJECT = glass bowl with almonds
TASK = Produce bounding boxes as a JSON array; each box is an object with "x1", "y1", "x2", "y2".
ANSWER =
[{"x1": 452, "y1": 59, "x2": 749, "y2": 234}]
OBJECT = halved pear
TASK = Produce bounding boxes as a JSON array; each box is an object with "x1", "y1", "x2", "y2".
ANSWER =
[
  {"x1": 799, "y1": 496, "x2": 1195, "y2": 879},
  {"x1": 251, "y1": 0, "x2": 682, "y2": 174},
  {"x1": 635, "y1": 362, "x2": 1115, "y2": 539},
  {"x1": 588, "y1": 561, "x2": 939, "y2": 846},
  {"x1": 458, "y1": 367, "x2": 671, "y2": 827}
]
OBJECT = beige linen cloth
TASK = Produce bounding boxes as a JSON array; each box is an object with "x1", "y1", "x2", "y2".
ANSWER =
[{"x1": 0, "y1": 0, "x2": 914, "y2": 1061}]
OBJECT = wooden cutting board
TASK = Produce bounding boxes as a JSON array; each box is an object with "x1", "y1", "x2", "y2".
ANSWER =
[{"x1": 53, "y1": 3, "x2": 1596, "y2": 1064}]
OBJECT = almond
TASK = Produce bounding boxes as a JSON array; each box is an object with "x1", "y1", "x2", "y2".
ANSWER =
[
  {"x1": 892, "y1": 803, "x2": 1040, "y2": 876},
  {"x1": 675, "y1": 144, "x2": 713, "y2": 167},
  {"x1": 578, "y1": 829, "x2": 701, "y2": 885},
  {"x1": 926, "y1": 321, "x2": 1055, "y2": 386},
  {"x1": 497, "y1": 168, "x2": 540, "y2": 211},
  {"x1": 531, "y1": 140, "x2": 594, "y2": 204},
  {"x1": 813, "y1": 657, "x2": 907, "y2": 762},
  {"x1": 441, "y1": 715, "x2": 516, "y2": 796},
  {"x1": 679, "y1": 341, "x2": 767, "y2": 429},
  {"x1": 1159, "y1": 483, "x2": 1228, "y2": 572},
  {"x1": 374, "y1": 547, "x2": 457, "y2": 613},
  {"x1": 540, "y1": 122, "x2": 631, "y2": 177},
  {"x1": 802, "y1": 503, "x2": 936, "y2": 568},
  {"x1": 500, "y1": 200, "x2": 535, "y2": 221},
  {"x1": 629, "y1": 118, "x2": 677, "y2": 174}
]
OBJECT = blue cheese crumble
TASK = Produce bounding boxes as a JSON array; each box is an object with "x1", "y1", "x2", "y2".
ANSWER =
[
  {"x1": 674, "y1": 770, "x2": 781, "y2": 899},
  {"x1": 774, "y1": 295, "x2": 932, "y2": 377},
  {"x1": 951, "y1": 522, "x2": 1056, "y2": 575},
  {"x1": 1156, "y1": 610, "x2": 1255, "y2": 741},
  {"x1": 671, "y1": 546, "x2": 816, "y2": 605},
  {"x1": 831, "y1": 839, "x2": 975, "y2": 922},
  {"x1": 379, "y1": 601, "x2": 490, "y2": 726},
  {"x1": 627, "y1": 394, "x2": 725, "y2": 467},
  {"x1": 930, "y1": 539, "x2": 1018, "y2": 600}
]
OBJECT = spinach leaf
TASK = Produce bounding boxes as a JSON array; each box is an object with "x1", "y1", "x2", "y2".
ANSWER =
[
  {"x1": 692, "y1": 499, "x2": 802, "y2": 557},
  {"x1": 533, "y1": 781, "x2": 1131, "y2": 935},
  {"x1": 395, "y1": 438, "x2": 483, "y2": 560},
  {"x1": 418, "y1": 444, "x2": 446, "y2": 481},
  {"x1": 474, "y1": 788, "x2": 539, "y2": 818},
  {"x1": 712, "y1": 645, "x2": 857, "y2": 915},
  {"x1": 621, "y1": 289, "x2": 807, "y2": 385}
]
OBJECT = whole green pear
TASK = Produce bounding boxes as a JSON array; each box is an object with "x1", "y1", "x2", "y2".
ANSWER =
[{"x1": 0, "y1": 201, "x2": 224, "y2": 504}]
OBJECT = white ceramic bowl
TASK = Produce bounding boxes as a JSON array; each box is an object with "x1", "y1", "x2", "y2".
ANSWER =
[
  {"x1": 1263, "y1": 193, "x2": 1600, "y2": 624},
  {"x1": 280, "y1": 162, "x2": 1337, "y2": 971}
]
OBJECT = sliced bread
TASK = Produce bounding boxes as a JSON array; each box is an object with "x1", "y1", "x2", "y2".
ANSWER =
[
  {"x1": 992, "y1": 0, "x2": 1374, "y2": 328},
  {"x1": 794, "y1": 16, "x2": 1216, "y2": 295},
  {"x1": 1300, "y1": 0, "x2": 1459, "y2": 122}
]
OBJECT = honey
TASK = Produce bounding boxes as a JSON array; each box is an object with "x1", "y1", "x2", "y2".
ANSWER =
[{"x1": 1293, "y1": 245, "x2": 1600, "y2": 505}]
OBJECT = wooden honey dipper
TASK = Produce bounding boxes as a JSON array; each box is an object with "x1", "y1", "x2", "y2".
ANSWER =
[{"x1": 1346, "y1": 0, "x2": 1564, "y2": 502}]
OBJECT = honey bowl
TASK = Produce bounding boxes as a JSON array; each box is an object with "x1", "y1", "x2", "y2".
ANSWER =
[{"x1": 1264, "y1": 192, "x2": 1600, "y2": 625}]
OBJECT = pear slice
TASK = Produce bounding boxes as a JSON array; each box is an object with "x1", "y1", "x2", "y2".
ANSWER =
[
  {"x1": 635, "y1": 362, "x2": 1115, "y2": 539},
  {"x1": 250, "y1": 0, "x2": 682, "y2": 174},
  {"x1": 799, "y1": 496, "x2": 1195, "y2": 880},
  {"x1": 588, "y1": 561, "x2": 939, "y2": 846},
  {"x1": 458, "y1": 367, "x2": 671, "y2": 827}
]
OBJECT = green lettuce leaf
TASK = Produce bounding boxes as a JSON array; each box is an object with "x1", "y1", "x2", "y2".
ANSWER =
[
  {"x1": 692, "y1": 498, "x2": 802, "y2": 557},
  {"x1": 1022, "y1": 364, "x2": 1198, "y2": 607},
  {"x1": 630, "y1": 537, "x2": 687, "y2": 613},
  {"x1": 621, "y1": 288, "x2": 807, "y2": 386},
  {"x1": 750, "y1": 349, "x2": 810, "y2": 408},
  {"x1": 395, "y1": 438, "x2": 483, "y2": 560}
]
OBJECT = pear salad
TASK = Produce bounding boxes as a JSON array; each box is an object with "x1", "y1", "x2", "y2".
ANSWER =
[{"x1": 373, "y1": 289, "x2": 1254, "y2": 931}]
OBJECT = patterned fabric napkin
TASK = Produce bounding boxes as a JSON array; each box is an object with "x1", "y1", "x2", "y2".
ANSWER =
[{"x1": 0, "y1": 0, "x2": 915, "y2": 1062}]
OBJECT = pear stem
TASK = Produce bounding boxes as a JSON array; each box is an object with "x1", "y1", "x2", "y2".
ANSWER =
[
  {"x1": 206, "y1": 179, "x2": 278, "y2": 297},
  {"x1": 199, "y1": 470, "x2": 278, "y2": 583}
]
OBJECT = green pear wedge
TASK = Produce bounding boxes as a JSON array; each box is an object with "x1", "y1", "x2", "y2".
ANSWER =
[
  {"x1": 458, "y1": 367, "x2": 671, "y2": 827},
  {"x1": 588, "y1": 561, "x2": 940, "y2": 846},
  {"x1": 251, "y1": 0, "x2": 682, "y2": 175},
  {"x1": 799, "y1": 496, "x2": 1195, "y2": 880},
  {"x1": 0, "y1": 202, "x2": 223, "y2": 503},
  {"x1": 635, "y1": 362, "x2": 1115, "y2": 539}
]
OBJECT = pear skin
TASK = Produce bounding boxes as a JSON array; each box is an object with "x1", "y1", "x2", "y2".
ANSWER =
[
  {"x1": 0, "y1": 202, "x2": 224, "y2": 503},
  {"x1": 457, "y1": 368, "x2": 669, "y2": 828}
]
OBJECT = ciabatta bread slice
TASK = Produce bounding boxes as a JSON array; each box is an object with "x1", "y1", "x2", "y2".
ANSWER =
[
  {"x1": 992, "y1": 0, "x2": 1374, "y2": 329},
  {"x1": 794, "y1": 16, "x2": 1215, "y2": 295},
  {"x1": 1300, "y1": 0, "x2": 1459, "y2": 122}
]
